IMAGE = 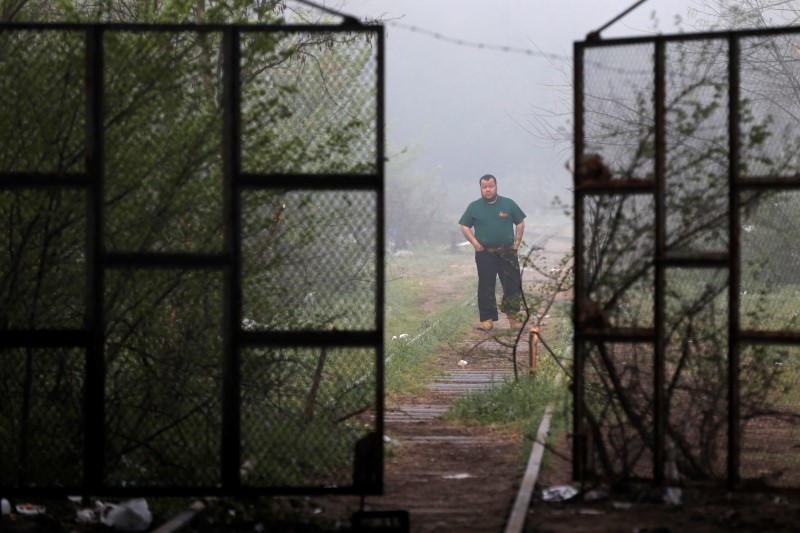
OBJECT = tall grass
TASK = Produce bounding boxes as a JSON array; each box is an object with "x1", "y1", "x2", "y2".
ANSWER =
[{"x1": 445, "y1": 316, "x2": 574, "y2": 463}]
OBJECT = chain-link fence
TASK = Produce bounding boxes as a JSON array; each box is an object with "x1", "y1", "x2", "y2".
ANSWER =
[
  {"x1": 574, "y1": 26, "x2": 800, "y2": 492},
  {"x1": 0, "y1": 22, "x2": 384, "y2": 497}
]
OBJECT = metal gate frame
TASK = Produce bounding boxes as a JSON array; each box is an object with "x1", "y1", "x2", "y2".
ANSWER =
[
  {"x1": 573, "y1": 25, "x2": 800, "y2": 491},
  {"x1": 0, "y1": 21, "x2": 385, "y2": 498}
]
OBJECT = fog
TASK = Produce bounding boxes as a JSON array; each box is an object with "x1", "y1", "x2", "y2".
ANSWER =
[{"x1": 329, "y1": 0, "x2": 699, "y2": 245}]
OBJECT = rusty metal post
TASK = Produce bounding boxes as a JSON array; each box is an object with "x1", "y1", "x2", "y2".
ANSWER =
[{"x1": 528, "y1": 326, "x2": 540, "y2": 376}]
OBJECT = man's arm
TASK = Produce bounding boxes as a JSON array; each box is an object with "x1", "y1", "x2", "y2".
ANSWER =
[
  {"x1": 459, "y1": 224, "x2": 484, "y2": 251},
  {"x1": 513, "y1": 221, "x2": 525, "y2": 250}
]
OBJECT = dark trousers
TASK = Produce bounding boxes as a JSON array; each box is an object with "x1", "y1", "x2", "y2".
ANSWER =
[{"x1": 474, "y1": 247, "x2": 522, "y2": 322}]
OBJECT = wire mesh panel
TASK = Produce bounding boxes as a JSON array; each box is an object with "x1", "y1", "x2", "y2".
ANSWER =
[
  {"x1": 739, "y1": 345, "x2": 800, "y2": 488},
  {"x1": 240, "y1": 31, "x2": 377, "y2": 175},
  {"x1": 741, "y1": 190, "x2": 800, "y2": 321},
  {"x1": 664, "y1": 268, "x2": 729, "y2": 480},
  {"x1": 240, "y1": 346, "x2": 377, "y2": 488},
  {"x1": 103, "y1": 30, "x2": 225, "y2": 254},
  {"x1": 241, "y1": 190, "x2": 377, "y2": 331},
  {"x1": 579, "y1": 193, "x2": 655, "y2": 330},
  {"x1": 0, "y1": 21, "x2": 383, "y2": 497},
  {"x1": 664, "y1": 39, "x2": 730, "y2": 254},
  {"x1": 0, "y1": 189, "x2": 87, "y2": 329},
  {"x1": 738, "y1": 35, "x2": 800, "y2": 179},
  {"x1": 104, "y1": 269, "x2": 225, "y2": 488},
  {"x1": 582, "y1": 43, "x2": 654, "y2": 181},
  {"x1": 576, "y1": 27, "x2": 800, "y2": 493},
  {"x1": 582, "y1": 341, "x2": 655, "y2": 480},
  {"x1": 0, "y1": 29, "x2": 85, "y2": 174},
  {"x1": 0, "y1": 348, "x2": 85, "y2": 487}
]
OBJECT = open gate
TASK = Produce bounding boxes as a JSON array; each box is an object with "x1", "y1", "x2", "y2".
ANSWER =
[
  {"x1": 574, "y1": 25, "x2": 800, "y2": 492},
  {"x1": 0, "y1": 20, "x2": 384, "y2": 497}
]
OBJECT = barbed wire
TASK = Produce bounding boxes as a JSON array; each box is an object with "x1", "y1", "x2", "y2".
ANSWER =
[
  {"x1": 385, "y1": 20, "x2": 659, "y2": 76},
  {"x1": 385, "y1": 20, "x2": 569, "y2": 61},
  {"x1": 293, "y1": 1, "x2": 651, "y2": 75}
]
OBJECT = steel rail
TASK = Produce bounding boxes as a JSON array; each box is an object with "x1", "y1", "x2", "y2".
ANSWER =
[{"x1": 504, "y1": 403, "x2": 555, "y2": 533}]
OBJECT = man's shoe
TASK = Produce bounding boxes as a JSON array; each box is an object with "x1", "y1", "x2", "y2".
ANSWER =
[{"x1": 477, "y1": 319, "x2": 494, "y2": 331}]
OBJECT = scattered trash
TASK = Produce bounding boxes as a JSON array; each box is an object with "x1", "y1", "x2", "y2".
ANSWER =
[
  {"x1": 541, "y1": 485, "x2": 578, "y2": 502},
  {"x1": 458, "y1": 359, "x2": 468, "y2": 368},
  {"x1": 101, "y1": 498, "x2": 152, "y2": 531},
  {"x1": 577, "y1": 508, "x2": 604, "y2": 515},
  {"x1": 611, "y1": 501, "x2": 632, "y2": 510},
  {"x1": 398, "y1": 333, "x2": 409, "y2": 340},
  {"x1": 1, "y1": 498, "x2": 10, "y2": 516},
  {"x1": 15, "y1": 503, "x2": 46, "y2": 515},
  {"x1": 443, "y1": 473, "x2": 472, "y2": 480}
]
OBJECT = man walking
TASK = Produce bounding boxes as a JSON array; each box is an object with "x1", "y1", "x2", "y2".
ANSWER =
[{"x1": 459, "y1": 174, "x2": 526, "y2": 331}]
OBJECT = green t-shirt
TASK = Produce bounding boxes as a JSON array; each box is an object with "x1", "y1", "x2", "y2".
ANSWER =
[{"x1": 459, "y1": 196, "x2": 526, "y2": 247}]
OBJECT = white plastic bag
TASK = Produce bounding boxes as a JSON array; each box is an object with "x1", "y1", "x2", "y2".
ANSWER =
[
  {"x1": 541, "y1": 485, "x2": 578, "y2": 502},
  {"x1": 101, "y1": 498, "x2": 152, "y2": 531}
]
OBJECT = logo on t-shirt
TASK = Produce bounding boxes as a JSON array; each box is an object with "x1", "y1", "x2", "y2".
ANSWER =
[{"x1": 498, "y1": 211, "x2": 508, "y2": 217}]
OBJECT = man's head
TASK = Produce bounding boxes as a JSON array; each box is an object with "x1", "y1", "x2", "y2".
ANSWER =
[{"x1": 479, "y1": 174, "x2": 498, "y2": 203}]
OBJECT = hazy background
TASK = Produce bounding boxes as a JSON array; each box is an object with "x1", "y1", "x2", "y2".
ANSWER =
[{"x1": 318, "y1": 0, "x2": 699, "y2": 247}]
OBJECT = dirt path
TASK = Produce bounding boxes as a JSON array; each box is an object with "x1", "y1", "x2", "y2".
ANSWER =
[
  {"x1": 311, "y1": 250, "x2": 544, "y2": 531},
  {"x1": 363, "y1": 320, "x2": 532, "y2": 532}
]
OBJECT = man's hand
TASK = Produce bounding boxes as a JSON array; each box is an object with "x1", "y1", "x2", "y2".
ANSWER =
[
  {"x1": 459, "y1": 224, "x2": 484, "y2": 251},
  {"x1": 513, "y1": 221, "x2": 525, "y2": 251}
]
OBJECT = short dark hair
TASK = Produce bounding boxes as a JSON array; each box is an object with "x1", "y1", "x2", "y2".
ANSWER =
[{"x1": 479, "y1": 174, "x2": 496, "y2": 185}]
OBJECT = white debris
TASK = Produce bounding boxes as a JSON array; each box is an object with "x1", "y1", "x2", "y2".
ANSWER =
[
  {"x1": 76, "y1": 508, "x2": 98, "y2": 523},
  {"x1": 541, "y1": 485, "x2": 578, "y2": 502},
  {"x1": 240, "y1": 459, "x2": 256, "y2": 480},
  {"x1": 383, "y1": 435, "x2": 401, "y2": 446},
  {"x1": 443, "y1": 473, "x2": 472, "y2": 479},
  {"x1": 101, "y1": 499, "x2": 152, "y2": 532},
  {"x1": 458, "y1": 360, "x2": 468, "y2": 368},
  {"x1": 663, "y1": 440, "x2": 683, "y2": 505},
  {"x1": 15, "y1": 503, "x2": 46, "y2": 515},
  {"x1": 398, "y1": 333, "x2": 409, "y2": 340},
  {"x1": 1, "y1": 499, "x2": 10, "y2": 516}
]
